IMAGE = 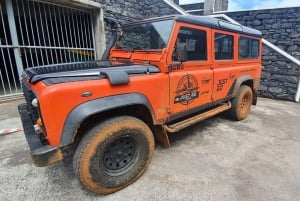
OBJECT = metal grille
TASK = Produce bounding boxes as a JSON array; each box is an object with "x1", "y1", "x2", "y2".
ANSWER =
[
  {"x1": 21, "y1": 80, "x2": 38, "y2": 123},
  {"x1": 0, "y1": 0, "x2": 96, "y2": 99}
]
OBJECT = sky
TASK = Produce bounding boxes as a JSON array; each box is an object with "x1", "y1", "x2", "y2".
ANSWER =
[{"x1": 179, "y1": 0, "x2": 300, "y2": 11}]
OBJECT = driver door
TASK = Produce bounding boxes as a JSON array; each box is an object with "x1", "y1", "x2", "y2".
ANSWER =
[{"x1": 168, "y1": 24, "x2": 213, "y2": 115}]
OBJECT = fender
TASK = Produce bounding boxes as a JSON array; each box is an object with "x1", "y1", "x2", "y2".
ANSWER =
[
  {"x1": 60, "y1": 93, "x2": 155, "y2": 146},
  {"x1": 231, "y1": 75, "x2": 252, "y2": 97}
]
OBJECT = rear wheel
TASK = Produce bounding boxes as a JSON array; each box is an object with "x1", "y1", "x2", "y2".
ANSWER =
[
  {"x1": 229, "y1": 85, "x2": 253, "y2": 121},
  {"x1": 73, "y1": 116, "x2": 154, "y2": 194}
]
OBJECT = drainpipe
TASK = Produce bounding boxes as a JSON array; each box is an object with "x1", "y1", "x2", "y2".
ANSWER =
[
  {"x1": 296, "y1": 80, "x2": 300, "y2": 102},
  {"x1": 210, "y1": 13, "x2": 300, "y2": 103}
]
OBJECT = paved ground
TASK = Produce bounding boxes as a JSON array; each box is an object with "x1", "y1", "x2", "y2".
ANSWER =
[{"x1": 0, "y1": 98, "x2": 300, "y2": 201}]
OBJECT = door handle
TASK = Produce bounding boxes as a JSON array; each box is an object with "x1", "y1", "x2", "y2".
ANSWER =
[{"x1": 202, "y1": 78, "x2": 211, "y2": 84}]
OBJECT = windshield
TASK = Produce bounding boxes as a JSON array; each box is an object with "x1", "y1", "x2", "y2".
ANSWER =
[{"x1": 115, "y1": 20, "x2": 174, "y2": 51}]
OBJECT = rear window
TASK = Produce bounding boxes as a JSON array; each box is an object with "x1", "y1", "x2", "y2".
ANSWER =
[{"x1": 239, "y1": 37, "x2": 259, "y2": 59}]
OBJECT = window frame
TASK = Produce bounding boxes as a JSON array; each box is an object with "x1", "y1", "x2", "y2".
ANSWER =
[
  {"x1": 238, "y1": 36, "x2": 260, "y2": 59},
  {"x1": 214, "y1": 32, "x2": 234, "y2": 61},
  {"x1": 172, "y1": 26, "x2": 208, "y2": 62}
]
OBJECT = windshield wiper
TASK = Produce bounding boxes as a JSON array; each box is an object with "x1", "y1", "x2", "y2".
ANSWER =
[
  {"x1": 131, "y1": 46, "x2": 149, "y2": 52},
  {"x1": 117, "y1": 45, "x2": 131, "y2": 51}
]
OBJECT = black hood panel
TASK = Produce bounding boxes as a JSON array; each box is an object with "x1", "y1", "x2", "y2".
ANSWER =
[{"x1": 23, "y1": 60, "x2": 160, "y2": 85}]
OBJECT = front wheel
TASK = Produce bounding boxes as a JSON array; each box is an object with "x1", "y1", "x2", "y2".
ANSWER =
[
  {"x1": 228, "y1": 85, "x2": 253, "y2": 121},
  {"x1": 73, "y1": 116, "x2": 155, "y2": 194}
]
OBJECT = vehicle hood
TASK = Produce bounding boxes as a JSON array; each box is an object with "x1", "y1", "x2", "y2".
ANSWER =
[{"x1": 22, "y1": 60, "x2": 160, "y2": 85}]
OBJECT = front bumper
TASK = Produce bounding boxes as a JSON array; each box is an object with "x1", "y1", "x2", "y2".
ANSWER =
[{"x1": 18, "y1": 104, "x2": 63, "y2": 167}]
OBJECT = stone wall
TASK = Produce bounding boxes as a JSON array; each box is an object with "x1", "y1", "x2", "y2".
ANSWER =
[
  {"x1": 91, "y1": 0, "x2": 179, "y2": 23},
  {"x1": 226, "y1": 8, "x2": 300, "y2": 101},
  {"x1": 143, "y1": 0, "x2": 181, "y2": 18},
  {"x1": 179, "y1": 3, "x2": 204, "y2": 15},
  {"x1": 92, "y1": 0, "x2": 144, "y2": 24},
  {"x1": 92, "y1": 0, "x2": 180, "y2": 45}
]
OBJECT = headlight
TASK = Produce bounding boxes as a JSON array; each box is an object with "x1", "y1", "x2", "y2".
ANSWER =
[{"x1": 31, "y1": 98, "x2": 38, "y2": 107}]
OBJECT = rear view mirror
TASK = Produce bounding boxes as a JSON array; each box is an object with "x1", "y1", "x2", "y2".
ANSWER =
[{"x1": 175, "y1": 42, "x2": 188, "y2": 62}]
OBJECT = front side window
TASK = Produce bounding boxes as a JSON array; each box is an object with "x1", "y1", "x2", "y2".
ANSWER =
[
  {"x1": 239, "y1": 37, "x2": 259, "y2": 59},
  {"x1": 173, "y1": 27, "x2": 207, "y2": 61},
  {"x1": 116, "y1": 20, "x2": 174, "y2": 50},
  {"x1": 214, "y1": 33, "x2": 233, "y2": 60}
]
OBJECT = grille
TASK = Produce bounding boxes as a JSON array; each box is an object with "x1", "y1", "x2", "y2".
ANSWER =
[{"x1": 22, "y1": 81, "x2": 39, "y2": 124}]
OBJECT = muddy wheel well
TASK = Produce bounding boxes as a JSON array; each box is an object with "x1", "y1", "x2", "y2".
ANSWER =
[
  {"x1": 73, "y1": 104, "x2": 154, "y2": 146},
  {"x1": 241, "y1": 79, "x2": 257, "y2": 105},
  {"x1": 242, "y1": 80, "x2": 253, "y2": 89}
]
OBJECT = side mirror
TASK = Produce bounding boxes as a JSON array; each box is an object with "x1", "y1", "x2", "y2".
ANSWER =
[{"x1": 175, "y1": 42, "x2": 188, "y2": 62}]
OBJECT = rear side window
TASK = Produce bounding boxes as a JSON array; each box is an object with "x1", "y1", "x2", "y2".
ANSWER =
[
  {"x1": 239, "y1": 37, "x2": 259, "y2": 59},
  {"x1": 214, "y1": 33, "x2": 233, "y2": 60}
]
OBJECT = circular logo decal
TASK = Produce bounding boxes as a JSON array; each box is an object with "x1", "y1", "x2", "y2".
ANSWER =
[{"x1": 174, "y1": 74, "x2": 199, "y2": 105}]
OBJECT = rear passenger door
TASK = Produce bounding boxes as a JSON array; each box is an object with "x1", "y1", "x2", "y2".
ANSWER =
[
  {"x1": 168, "y1": 24, "x2": 213, "y2": 114},
  {"x1": 212, "y1": 30, "x2": 237, "y2": 101}
]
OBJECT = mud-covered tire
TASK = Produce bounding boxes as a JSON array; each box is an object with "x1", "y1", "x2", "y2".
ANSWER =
[
  {"x1": 229, "y1": 85, "x2": 253, "y2": 121},
  {"x1": 73, "y1": 116, "x2": 155, "y2": 195}
]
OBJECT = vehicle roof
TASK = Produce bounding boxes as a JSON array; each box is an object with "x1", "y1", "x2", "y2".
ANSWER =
[{"x1": 124, "y1": 15, "x2": 262, "y2": 38}]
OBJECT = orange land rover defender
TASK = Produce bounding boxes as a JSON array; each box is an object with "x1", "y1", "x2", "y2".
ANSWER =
[{"x1": 18, "y1": 15, "x2": 262, "y2": 194}]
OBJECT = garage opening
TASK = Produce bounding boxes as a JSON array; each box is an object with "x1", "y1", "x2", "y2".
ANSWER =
[{"x1": 0, "y1": 0, "x2": 99, "y2": 99}]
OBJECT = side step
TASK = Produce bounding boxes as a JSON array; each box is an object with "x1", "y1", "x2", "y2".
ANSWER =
[{"x1": 163, "y1": 102, "x2": 231, "y2": 133}]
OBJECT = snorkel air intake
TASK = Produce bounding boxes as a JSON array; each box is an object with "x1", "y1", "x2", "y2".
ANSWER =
[{"x1": 101, "y1": 17, "x2": 119, "y2": 60}]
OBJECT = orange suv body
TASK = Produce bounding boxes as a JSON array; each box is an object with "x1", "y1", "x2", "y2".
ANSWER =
[{"x1": 18, "y1": 15, "x2": 262, "y2": 194}]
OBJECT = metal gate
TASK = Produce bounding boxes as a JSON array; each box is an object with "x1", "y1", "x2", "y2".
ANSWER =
[{"x1": 0, "y1": 0, "x2": 96, "y2": 99}]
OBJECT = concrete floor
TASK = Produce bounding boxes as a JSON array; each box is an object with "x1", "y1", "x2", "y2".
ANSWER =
[{"x1": 0, "y1": 98, "x2": 300, "y2": 201}]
